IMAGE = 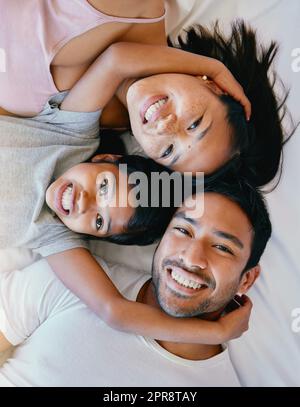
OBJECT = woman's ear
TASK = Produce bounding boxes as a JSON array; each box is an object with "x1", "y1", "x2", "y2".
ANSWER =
[
  {"x1": 91, "y1": 153, "x2": 122, "y2": 163},
  {"x1": 238, "y1": 265, "x2": 261, "y2": 295},
  {"x1": 196, "y1": 76, "x2": 226, "y2": 95}
]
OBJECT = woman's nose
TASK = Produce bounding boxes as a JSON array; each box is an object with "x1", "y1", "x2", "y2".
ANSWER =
[{"x1": 156, "y1": 113, "x2": 178, "y2": 135}]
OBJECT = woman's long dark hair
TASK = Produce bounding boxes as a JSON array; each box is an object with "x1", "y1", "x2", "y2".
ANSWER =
[{"x1": 169, "y1": 20, "x2": 296, "y2": 188}]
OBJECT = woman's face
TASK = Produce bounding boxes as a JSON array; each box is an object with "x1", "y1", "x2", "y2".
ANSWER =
[{"x1": 126, "y1": 73, "x2": 232, "y2": 174}]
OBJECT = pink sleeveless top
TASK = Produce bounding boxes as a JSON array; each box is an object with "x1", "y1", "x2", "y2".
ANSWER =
[{"x1": 0, "y1": 0, "x2": 165, "y2": 116}]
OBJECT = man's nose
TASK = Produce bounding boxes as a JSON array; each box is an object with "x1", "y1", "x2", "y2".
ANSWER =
[
  {"x1": 179, "y1": 240, "x2": 208, "y2": 271},
  {"x1": 156, "y1": 113, "x2": 178, "y2": 135}
]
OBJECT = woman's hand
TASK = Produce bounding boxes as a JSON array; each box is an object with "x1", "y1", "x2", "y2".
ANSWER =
[
  {"x1": 215, "y1": 295, "x2": 253, "y2": 342},
  {"x1": 207, "y1": 60, "x2": 251, "y2": 121}
]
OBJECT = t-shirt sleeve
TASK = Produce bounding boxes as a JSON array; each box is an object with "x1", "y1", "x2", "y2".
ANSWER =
[
  {"x1": 31, "y1": 91, "x2": 102, "y2": 138},
  {"x1": 29, "y1": 219, "x2": 91, "y2": 258},
  {"x1": 33, "y1": 235, "x2": 90, "y2": 258},
  {"x1": 0, "y1": 259, "x2": 71, "y2": 346}
]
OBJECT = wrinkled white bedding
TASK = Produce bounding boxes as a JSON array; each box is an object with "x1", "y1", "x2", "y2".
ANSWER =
[{"x1": 1, "y1": 0, "x2": 299, "y2": 385}]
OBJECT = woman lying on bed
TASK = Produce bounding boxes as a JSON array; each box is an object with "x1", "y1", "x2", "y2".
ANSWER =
[{"x1": 1, "y1": 0, "x2": 289, "y2": 188}]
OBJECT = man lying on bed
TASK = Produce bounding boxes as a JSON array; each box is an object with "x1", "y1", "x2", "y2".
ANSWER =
[{"x1": 0, "y1": 173, "x2": 271, "y2": 387}]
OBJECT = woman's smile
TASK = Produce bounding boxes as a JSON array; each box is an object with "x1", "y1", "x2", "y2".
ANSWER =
[{"x1": 140, "y1": 95, "x2": 169, "y2": 124}]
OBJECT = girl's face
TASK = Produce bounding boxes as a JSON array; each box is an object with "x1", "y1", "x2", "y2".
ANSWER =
[
  {"x1": 45, "y1": 160, "x2": 134, "y2": 238},
  {"x1": 126, "y1": 73, "x2": 232, "y2": 174}
]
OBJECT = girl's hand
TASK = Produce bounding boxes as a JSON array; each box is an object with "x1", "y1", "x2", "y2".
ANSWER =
[
  {"x1": 207, "y1": 60, "x2": 251, "y2": 121},
  {"x1": 216, "y1": 295, "x2": 253, "y2": 342}
]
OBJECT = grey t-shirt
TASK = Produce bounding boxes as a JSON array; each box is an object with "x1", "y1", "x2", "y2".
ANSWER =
[{"x1": 0, "y1": 92, "x2": 101, "y2": 257}]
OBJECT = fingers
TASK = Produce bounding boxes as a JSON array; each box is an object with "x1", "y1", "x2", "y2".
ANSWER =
[
  {"x1": 239, "y1": 294, "x2": 253, "y2": 309},
  {"x1": 236, "y1": 92, "x2": 252, "y2": 122},
  {"x1": 228, "y1": 82, "x2": 251, "y2": 121},
  {"x1": 215, "y1": 71, "x2": 252, "y2": 121}
]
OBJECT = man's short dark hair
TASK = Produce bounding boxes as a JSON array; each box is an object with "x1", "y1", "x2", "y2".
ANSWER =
[{"x1": 204, "y1": 171, "x2": 272, "y2": 273}]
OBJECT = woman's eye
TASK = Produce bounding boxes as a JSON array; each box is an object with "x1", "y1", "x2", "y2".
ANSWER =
[
  {"x1": 99, "y1": 178, "x2": 108, "y2": 196},
  {"x1": 188, "y1": 117, "x2": 203, "y2": 131},
  {"x1": 214, "y1": 245, "x2": 234, "y2": 255},
  {"x1": 174, "y1": 227, "x2": 191, "y2": 237},
  {"x1": 161, "y1": 144, "x2": 174, "y2": 159},
  {"x1": 96, "y1": 213, "x2": 104, "y2": 231}
]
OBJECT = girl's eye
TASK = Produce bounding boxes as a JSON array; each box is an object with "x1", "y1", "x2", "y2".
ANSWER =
[
  {"x1": 96, "y1": 213, "x2": 104, "y2": 231},
  {"x1": 214, "y1": 244, "x2": 234, "y2": 255},
  {"x1": 173, "y1": 227, "x2": 191, "y2": 237},
  {"x1": 99, "y1": 178, "x2": 108, "y2": 196},
  {"x1": 161, "y1": 144, "x2": 174, "y2": 159},
  {"x1": 188, "y1": 117, "x2": 203, "y2": 131}
]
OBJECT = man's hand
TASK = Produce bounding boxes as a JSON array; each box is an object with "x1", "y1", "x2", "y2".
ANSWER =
[{"x1": 216, "y1": 294, "x2": 253, "y2": 342}]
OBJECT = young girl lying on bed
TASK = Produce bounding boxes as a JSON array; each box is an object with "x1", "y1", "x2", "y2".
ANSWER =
[{"x1": 0, "y1": 38, "x2": 252, "y2": 345}]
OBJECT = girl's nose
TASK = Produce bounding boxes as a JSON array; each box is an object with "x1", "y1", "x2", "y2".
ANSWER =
[{"x1": 77, "y1": 190, "x2": 93, "y2": 214}]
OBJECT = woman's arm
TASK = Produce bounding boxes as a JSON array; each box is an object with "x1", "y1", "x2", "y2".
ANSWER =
[
  {"x1": 100, "y1": 0, "x2": 167, "y2": 128},
  {"x1": 0, "y1": 106, "x2": 15, "y2": 117},
  {"x1": 99, "y1": 95, "x2": 130, "y2": 129},
  {"x1": 46, "y1": 248, "x2": 252, "y2": 344},
  {"x1": 61, "y1": 42, "x2": 250, "y2": 118}
]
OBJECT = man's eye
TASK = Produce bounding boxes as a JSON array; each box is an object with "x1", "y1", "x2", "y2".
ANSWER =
[
  {"x1": 99, "y1": 178, "x2": 108, "y2": 196},
  {"x1": 96, "y1": 213, "x2": 104, "y2": 231},
  {"x1": 173, "y1": 227, "x2": 191, "y2": 237},
  {"x1": 188, "y1": 117, "x2": 203, "y2": 131},
  {"x1": 214, "y1": 245, "x2": 234, "y2": 255},
  {"x1": 161, "y1": 144, "x2": 174, "y2": 159}
]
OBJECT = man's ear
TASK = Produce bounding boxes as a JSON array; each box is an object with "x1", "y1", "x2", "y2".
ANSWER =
[
  {"x1": 91, "y1": 153, "x2": 122, "y2": 163},
  {"x1": 238, "y1": 265, "x2": 261, "y2": 295}
]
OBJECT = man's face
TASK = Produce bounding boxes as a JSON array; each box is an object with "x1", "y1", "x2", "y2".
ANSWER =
[
  {"x1": 45, "y1": 160, "x2": 134, "y2": 237},
  {"x1": 152, "y1": 193, "x2": 254, "y2": 317}
]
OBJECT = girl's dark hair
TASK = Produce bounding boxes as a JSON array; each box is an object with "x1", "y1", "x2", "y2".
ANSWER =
[
  {"x1": 169, "y1": 20, "x2": 295, "y2": 188},
  {"x1": 204, "y1": 171, "x2": 272, "y2": 273},
  {"x1": 94, "y1": 155, "x2": 180, "y2": 246}
]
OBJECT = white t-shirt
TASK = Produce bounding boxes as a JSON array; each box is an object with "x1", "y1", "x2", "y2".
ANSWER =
[{"x1": 0, "y1": 258, "x2": 240, "y2": 387}]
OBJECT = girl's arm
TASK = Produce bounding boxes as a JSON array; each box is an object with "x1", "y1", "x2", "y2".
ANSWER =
[
  {"x1": 46, "y1": 248, "x2": 252, "y2": 344},
  {"x1": 61, "y1": 42, "x2": 251, "y2": 119},
  {"x1": 0, "y1": 331, "x2": 13, "y2": 353}
]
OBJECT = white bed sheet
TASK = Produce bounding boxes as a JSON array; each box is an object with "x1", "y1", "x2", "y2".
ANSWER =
[
  {"x1": 1, "y1": 0, "x2": 299, "y2": 386},
  {"x1": 92, "y1": 0, "x2": 300, "y2": 386}
]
